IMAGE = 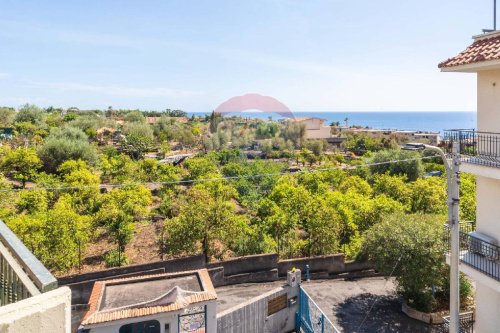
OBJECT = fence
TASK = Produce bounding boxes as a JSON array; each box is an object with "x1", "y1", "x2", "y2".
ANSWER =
[
  {"x1": 442, "y1": 311, "x2": 474, "y2": 333},
  {"x1": 444, "y1": 221, "x2": 500, "y2": 281},
  {"x1": 296, "y1": 287, "x2": 340, "y2": 333},
  {"x1": 443, "y1": 129, "x2": 500, "y2": 167}
]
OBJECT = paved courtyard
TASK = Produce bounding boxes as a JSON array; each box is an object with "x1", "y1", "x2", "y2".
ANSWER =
[{"x1": 216, "y1": 277, "x2": 444, "y2": 333}]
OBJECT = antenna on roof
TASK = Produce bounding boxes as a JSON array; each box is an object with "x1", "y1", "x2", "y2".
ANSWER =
[{"x1": 483, "y1": 0, "x2": 497, "y2": 33}]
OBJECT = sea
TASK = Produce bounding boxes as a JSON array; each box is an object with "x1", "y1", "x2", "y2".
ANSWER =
[{"x1": 188, "y1": 111, "x2": 476, "y2": 134}]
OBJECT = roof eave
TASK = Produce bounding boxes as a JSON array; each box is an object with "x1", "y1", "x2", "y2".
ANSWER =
[{"x1": 440, "y1": 59, "x2": 500, "y2": 73}]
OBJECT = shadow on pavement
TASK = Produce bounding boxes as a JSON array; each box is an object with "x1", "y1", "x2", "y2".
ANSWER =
[{"x1": 334, "y1": 293, "x2": 443, "y2": 333}]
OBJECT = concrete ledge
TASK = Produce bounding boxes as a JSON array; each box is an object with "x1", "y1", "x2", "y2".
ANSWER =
[
  {"x1": 66, "y1": 268, "x2": 166, "y2": 305},
  {"x1": 401, "y1": 301, "x2": 445, "y2": 324},
  {"x1": 207, "y1": 253, "x2": 278, "y2": 276},
  {"x1": 224, "y1": 269, "x2": 279, "y2": 285},
  {"x1": 278, "y1": 254, "x2": 345, "y2": 276},
  {"x1": 208, "y1": 266, "x2": 225, "y2": 287},
  {"x1": 59, "y1": 254, "x2": 205, "y2": 285},
  {"x1": 0, "y1": 287, "x2": 71, "y2": 333},
  {"x1": 344, "y1": 260, "x2": 374, "y2": 272}
]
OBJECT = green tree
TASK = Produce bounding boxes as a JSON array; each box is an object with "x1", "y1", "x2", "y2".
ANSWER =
[
  {"x1": 162, "y1": 187, "x2": 243, "y2": 261},
  {"x1": 0, "y1": 107, "x2": 15, "y2": 126},
  {"x1": 409, "y1": 177, "x2": 446, "y2": 214},
  {"x1": 361, "y1": 213, "x2": 448, "y2": 312},
  {"x1": 372, "y1": 174, "x2": 411, "y2": 208},
  {"x1": 460, "y1": 173, "x2": 476, "y2": 221},
  {"x1": 7, "y1": 195, "x2": 92, "y2": 272},
  {"x1": 42, "y1": 195, "x2": 92, "y2": 271},
  {"x1": 368, "y1": 149, "x2": 423, "y2": 181},
  {"x1": 58, "y1": 160, "x2": 101, "y2": 214},
  {"x1": 100, "y1": 153, "x2": 138, "y2": 184},
  {"x1": 14, "y1": 104, "x2": 45, "y2": 125},
  {"x1": 97, "y1": 186, "x2": 152, "y2": 266},
  {"x1": 340, "y1": 175, "x2": 373, "y2": 196},
  {"x1": 184, "y1": 156, "x2": 219, "y2": 179},
  {"x1": 15, "y1": 190, "x2": 49, "y2": 214},
  {"x1": 1, "y1": 147, "x2": 42, "y2": 187},
  {"x1": 38, "y1": 127, "x2": 98, "y2": 173},
  {"x1": 122, "y1": 122, "x2": 154, "y2": 159}
]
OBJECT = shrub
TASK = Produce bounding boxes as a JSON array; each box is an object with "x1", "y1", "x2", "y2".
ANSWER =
[
  {"x1": 368, "y1": 149, "x2": 423, "y2": 181},
  {"x1": 361, "y1": 213, "x2": 447, "y2": 312},
  {"x1": 38, "y1": 127, "x2": 97, "y2": 173},
  {"x1": 104, "y1": 249, "x2": 129, "y2": 267}
]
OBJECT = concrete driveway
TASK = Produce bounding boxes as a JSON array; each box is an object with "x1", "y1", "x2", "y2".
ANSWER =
[{"x1": 216, "y1": 277, "x2": 444, "y2": 333}]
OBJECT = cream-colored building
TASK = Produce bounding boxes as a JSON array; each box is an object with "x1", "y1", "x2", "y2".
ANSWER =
[
  {"x1": 291, "y1": 117, "x2": 333, "y2": 139},
  {"x1": 440, "y1": 30, "x2": 500, "y2": 333}
]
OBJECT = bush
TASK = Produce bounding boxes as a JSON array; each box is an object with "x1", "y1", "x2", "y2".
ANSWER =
[
  {"x1": 38, "y1": 127, "x2": 97, "y2": 173},
  {"x1": 368, "y1": 149, "x2": 423, "y2": 181},
  {"x1": 104, "y1": 249, "x2": 129, "y2": 268},
  {"x1": 361, "y1": 213, "x2": 447, "y2": 312}
]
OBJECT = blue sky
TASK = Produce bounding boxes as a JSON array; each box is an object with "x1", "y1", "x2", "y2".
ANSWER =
[{"x1": 0, "y1": 0, "x2": 493, "y2": 112}]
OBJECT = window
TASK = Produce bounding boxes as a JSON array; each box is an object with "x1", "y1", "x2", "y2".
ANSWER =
[{"x1": 119, "y1": 320, "x2": 160, "y2": 333}]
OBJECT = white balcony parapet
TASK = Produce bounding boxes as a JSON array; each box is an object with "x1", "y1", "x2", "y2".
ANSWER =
[{"x1": 0, "y1": 219, "x2": 57, "y2": 305}]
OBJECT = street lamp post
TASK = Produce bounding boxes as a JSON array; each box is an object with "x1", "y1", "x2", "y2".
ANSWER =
[{"x1": 404, "y1": 142, "x2": 461, "y2": 332}]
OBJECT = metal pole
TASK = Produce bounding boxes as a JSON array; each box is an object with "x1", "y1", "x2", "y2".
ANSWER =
[
  {"x1": 449, "y1": 142, "x2": 461, "y2": 333},
  {"x1": 420, "y1": 143, "x2": 460, "y2": 332},
  {"x1": 495, "y1": 0, "x2": 497, "y2": 31}
]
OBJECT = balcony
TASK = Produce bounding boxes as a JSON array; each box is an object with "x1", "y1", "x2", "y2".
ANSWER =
[
  {"x1": 0, "y1": 219, "x2": 57, "y2": 305},
  {"x1": 443, "y1": 130, "x2": 500, "y2": 178},
  {"x1": 445, "y1": 222, "x2": 500, "y2": 285}
]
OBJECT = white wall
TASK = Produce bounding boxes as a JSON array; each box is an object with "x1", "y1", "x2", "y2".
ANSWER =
[
  {"x1": 217, "y1": 286, "x2": 296, "y2": 333},
  {"x1": 85, "y1": 300, "x2": 217, "y2": 333},
  {"x1": 474, "y1": 69, "x2": 500, "y2": 332},
  {"x1": 477, "y1": 70, "x2": 500, "y2": 133},
  {"x1": 0, "y1": 287, "x2": 71, "y2": 333},
  {"x1": 475, "y1": 281, "x2": 500, "y2": 333},
  {"x1": 475, "y1": 176, "x2": 500, "y2": 239}
]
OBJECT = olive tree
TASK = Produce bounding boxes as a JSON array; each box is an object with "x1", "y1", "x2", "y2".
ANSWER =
[{"x1": 361, "y1": 213, "x2": 447, "y2": 312}]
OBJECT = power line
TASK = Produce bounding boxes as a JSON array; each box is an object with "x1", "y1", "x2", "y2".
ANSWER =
[{"x1": 0, "y1": 155, "x2": 439, "y2": 193}]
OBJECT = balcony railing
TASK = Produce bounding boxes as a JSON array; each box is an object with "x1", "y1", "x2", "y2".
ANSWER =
[
  {"x1": 0, "y1": 219, "x2": 57, "y2": 305},
  {"x1": 443, "y1": 129, "x2": 500, "y2": 168},
  {"x1": 445, "y1": 221, "x2": 500, "y2": 282},
  {"x1": 442, "y1": 311, "x2": 475, "y2": 333}
]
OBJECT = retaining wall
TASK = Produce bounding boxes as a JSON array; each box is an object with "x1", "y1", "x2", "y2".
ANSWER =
[{"x1": 59, "y1": 253, "x2": 374, "y2": 305}]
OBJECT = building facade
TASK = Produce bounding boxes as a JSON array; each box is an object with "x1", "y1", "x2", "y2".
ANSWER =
[
  {"x1": 291, "y1": 117, "x2": 333, "y2": 139},
  {"x1": 440, "y1": 30, "x2": 500, "y2": 333}
]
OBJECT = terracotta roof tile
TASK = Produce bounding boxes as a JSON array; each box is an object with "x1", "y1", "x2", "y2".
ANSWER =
[
  {"x1": 439, "y1": 34, "x2": 500, "y2": 68},
  {"x1": 81, "y1": 269, "x2": 216, "y2": 326}
]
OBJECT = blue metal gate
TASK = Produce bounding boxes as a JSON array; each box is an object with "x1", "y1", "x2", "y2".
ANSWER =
[{"x1": 296, "y1": 287, "x2": 341, "y2": 333}]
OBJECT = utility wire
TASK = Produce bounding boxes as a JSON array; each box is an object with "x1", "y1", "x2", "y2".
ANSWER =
[{"x1": 0, "y1": 155, "x2": 438, "y2": 193}]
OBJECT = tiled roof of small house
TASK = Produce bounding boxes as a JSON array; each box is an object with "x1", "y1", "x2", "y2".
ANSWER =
[
  {"x1": 439, "y1": 33, "x2": 500, "y2": 69},
  {"x1": 81, "y1": 269, "x2": 216, "y2": 326}
]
